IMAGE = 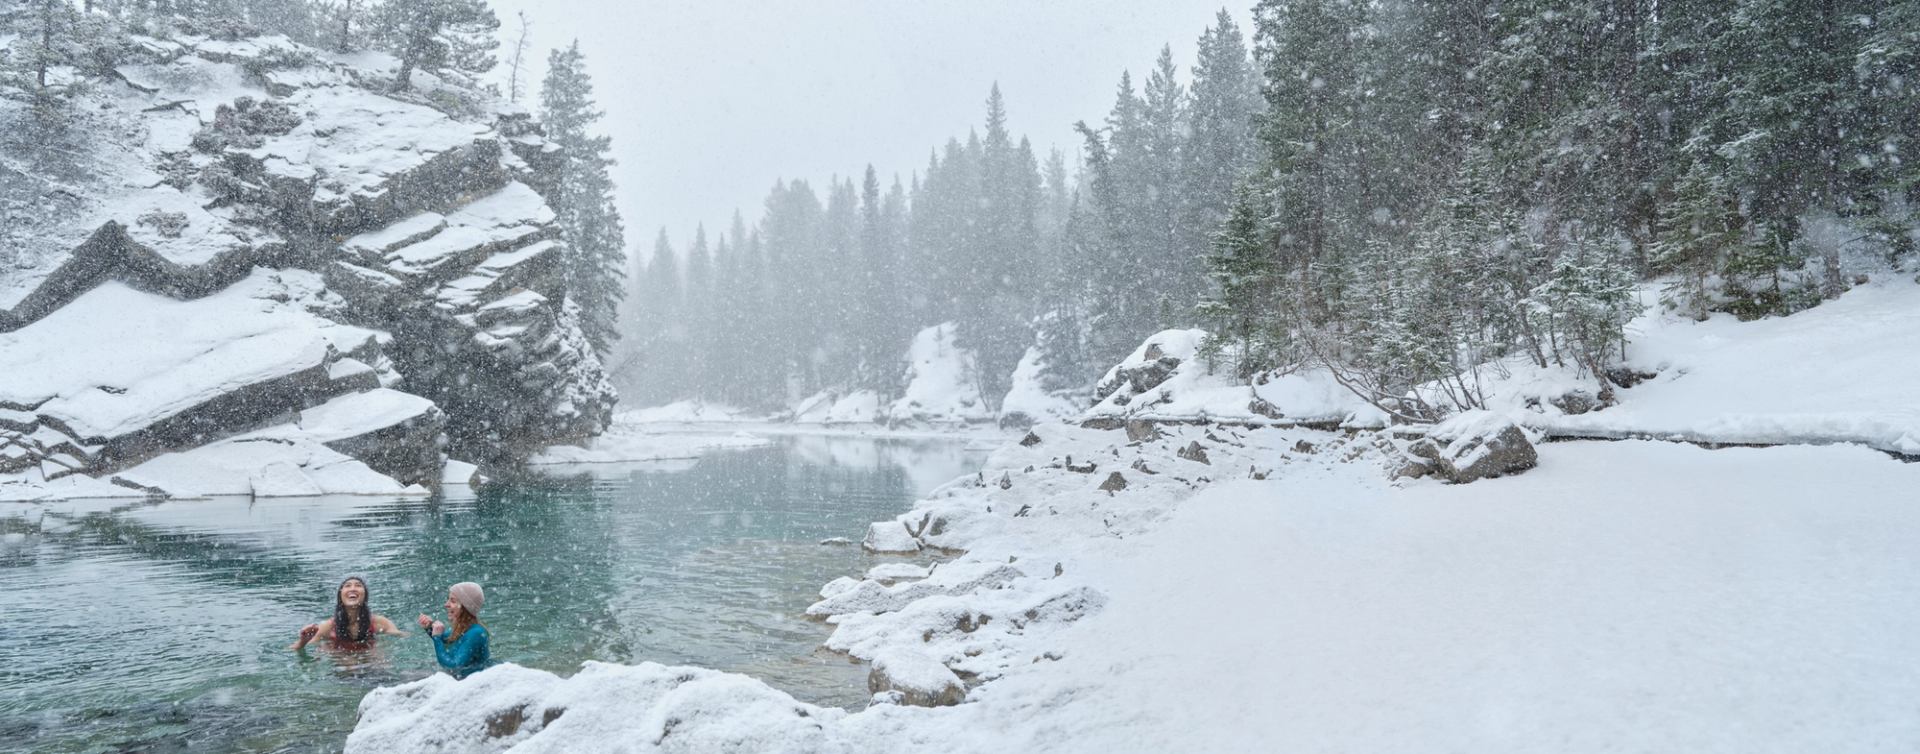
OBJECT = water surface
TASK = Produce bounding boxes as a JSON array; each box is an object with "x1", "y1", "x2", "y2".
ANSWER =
[{"x1": 0, "y1": 435, "x2": 984, "y2": 753}]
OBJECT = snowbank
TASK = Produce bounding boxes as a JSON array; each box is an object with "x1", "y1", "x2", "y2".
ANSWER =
[
  {"x1": 113, "y1": 436, "x2": 426, "y2": 498},
  {"x1": 1474, "y1": 281, "x2": 1920, "y2": 453},
  {"x1": 888, "y1": 323, "x2": 994, "y2": 426},
  {"x1": 529, "y1": 424, "x2": 770, "y2": 465},
  {"x1": 997, "y1": 345, "x2": 1083, "y2": 428},
  {"x1": 1082, "y1": 329, "x2": 1384, "y2": 427},
  {"x1": 351, "y1": 431, "x2": 1920, "y2": 753},
  {"x1": 794, "y1": 390, "x2": 886, "y2": 425},
  {"x1": 621, "y1": 401, "x2": 757, "y2": 424}
]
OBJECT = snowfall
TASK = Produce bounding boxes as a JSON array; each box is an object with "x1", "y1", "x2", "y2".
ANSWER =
[{"x1": 339, "y1": 279, "x2": 1920, "y2": 753}]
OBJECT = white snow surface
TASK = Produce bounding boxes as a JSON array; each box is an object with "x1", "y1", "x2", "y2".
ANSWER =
[
  {"x1": 1083, "y1": 328, "x2": 1386, "y2": 427},
  {"x1": 352, "y1": 423, "x2": 1920, "y2": 752},
  {"x1": 528, "y1": 422, "x2": 770, "y2": 465},
  {"x1": 0, "y1": 269, "x2": 382, "y2": 441},
  {"x1": 996, "y1": 345, "x2": 1082, "y2": 426},
  {"x1": 888, "y1": 323, "x2": 993, "y2": 426},
  {"x1": 1489, "y1": 282, "x2": 1920, "y2": 453},
  {"x1": 114, "y1": 436, "x2": 424, "y2": 499}
]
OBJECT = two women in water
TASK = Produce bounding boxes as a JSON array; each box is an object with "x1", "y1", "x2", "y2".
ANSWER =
[{"x1": 293, "y1": 577, "x2": 495, "y2": 679}]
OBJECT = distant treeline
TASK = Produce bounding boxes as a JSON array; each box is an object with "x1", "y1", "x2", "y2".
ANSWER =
[{"x1": 635, "y1": 0, "x2": 1919, "y2": 419}]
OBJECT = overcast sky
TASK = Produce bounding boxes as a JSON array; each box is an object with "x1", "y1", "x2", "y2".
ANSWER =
[{"x1": 486, "y1": 0, "x2": 1247, "y2": 256}]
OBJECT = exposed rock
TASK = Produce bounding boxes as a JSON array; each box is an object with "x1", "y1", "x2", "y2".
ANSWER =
[
  {"x1": 1124, "y1": 419, "x2": 1162, "y2": 443},
  {"x1": 1605, "y1": 367, "x2": 1660, "y2": 388},
  {"x1": 996, "y1": 471, "x2": 1012, "y2": 490},
  {"x1": 1098, "y1": 471, "x2": 1128, "y2": 492},
  {"x1": 1130, "y1": 458, "x2": 1158, "y2": 475},
  {"x1": 1250, "y1": 397, "x2": 1284, "y2": 419},
  {"x1": 1409, "y1": 412, "x2": 1540, "y2": 484},
  {"x1": 1177, "y1": 441, "x2": 1211, "y2": 465},
  {"x1": 1546, "y1": 389, "x2": 1608, "y2": 416},
  {"x1": 1019, "y1": 431, "x2": 1042, "y2": 447},
  {"x1": 1293, "y1": 439, "x2": 1317, "y2": 454}
]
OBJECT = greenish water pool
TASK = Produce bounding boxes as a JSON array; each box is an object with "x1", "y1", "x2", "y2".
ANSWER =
[{"x1": 0, "y1": 435, "x2": 985, "y2": 753}]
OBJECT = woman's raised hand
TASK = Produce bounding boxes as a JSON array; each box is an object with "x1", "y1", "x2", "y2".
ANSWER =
[
  {"x1": 416, "y1": 613, "x2": 433, "y2": 629},
  {"x1": 298, "y1": 623, "x2": 320, "y2": 642},
  {"x1": 430, "y1": 620, "x2": 446, "y2": 636}
]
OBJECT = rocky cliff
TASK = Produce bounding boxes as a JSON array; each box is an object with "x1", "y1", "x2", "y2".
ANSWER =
[{"x1": 0, "y1": 31, "x2": 614, "y2": 500}]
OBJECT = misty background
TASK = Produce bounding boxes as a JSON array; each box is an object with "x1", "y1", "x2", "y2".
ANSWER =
[{"x1": 485, "y1": 0, "x2": 1239, "y2": 259}]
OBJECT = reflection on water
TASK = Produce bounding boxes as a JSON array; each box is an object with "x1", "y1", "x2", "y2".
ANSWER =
[{"x1": 0, "y1": 434, "x2": 986, "y2": 754}]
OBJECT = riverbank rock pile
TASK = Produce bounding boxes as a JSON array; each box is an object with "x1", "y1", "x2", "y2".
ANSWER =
[{"x1": 0, "y1": 32, "x2": 613, "y2": 500}]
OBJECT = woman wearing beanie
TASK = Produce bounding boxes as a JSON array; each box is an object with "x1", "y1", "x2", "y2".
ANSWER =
[{"x1": 416, "y1": 581, "x2": 495, "y2": 678}]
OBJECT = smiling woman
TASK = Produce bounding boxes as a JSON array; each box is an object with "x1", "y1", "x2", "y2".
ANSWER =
[{"x1": 291, "y1": 576, "x2": 408, "y2": 652}]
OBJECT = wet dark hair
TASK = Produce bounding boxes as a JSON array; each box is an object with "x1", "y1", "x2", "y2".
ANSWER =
[{"x1": 333, "y1": 577, "x2": 373, "y2": 644}]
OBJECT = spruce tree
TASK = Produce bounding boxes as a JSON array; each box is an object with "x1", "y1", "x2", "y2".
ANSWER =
[{"x1": 540, "y1": 41, "x2": 626, "y2": 356}]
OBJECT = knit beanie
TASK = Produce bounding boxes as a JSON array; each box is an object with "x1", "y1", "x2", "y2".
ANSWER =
[{"x1": 449, "y1": 582, "x2": 484, "y2": 616}]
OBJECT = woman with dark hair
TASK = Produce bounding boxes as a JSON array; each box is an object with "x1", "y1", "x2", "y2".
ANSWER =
[
  {"x1": 417, "y1": 581, "x2": 494, "y2": 678},
  {"x1": 290, "y1": 576, "x2": 406, "y2": 651}
]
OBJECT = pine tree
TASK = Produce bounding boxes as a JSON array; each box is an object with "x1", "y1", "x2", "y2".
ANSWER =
[
  {"x1": 380, "y1": 0, "x2": 498, "y2": 92},
  {"x1": 636, "y1": 229, "x2": 680, "y2": 402},
  {"x1": 1185, "y1": 10, "x2": 1261, "y2": 283},
  {"x1": 1198, "y1": 180, "x2": 1284, "y2": 377},
  {"x1": 541, "y1": 41, "x2": 626, "y2": 356}
]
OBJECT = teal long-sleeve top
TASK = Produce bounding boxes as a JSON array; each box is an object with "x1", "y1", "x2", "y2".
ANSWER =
[{"x1": 425, "y1": 624, "x2": 493, "y2": 678}]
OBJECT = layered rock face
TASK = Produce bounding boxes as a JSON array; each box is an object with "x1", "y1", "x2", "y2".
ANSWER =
[{"x1": 0, "y1": 33, "x2": 613, "y2": 497}]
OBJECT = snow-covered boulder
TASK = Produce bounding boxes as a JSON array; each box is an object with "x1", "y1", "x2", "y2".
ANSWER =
[
  {"x1": 861, "y1": 520, "x2": 922, "y2": 554},
  {"x1": 1405, "y1": 411, "x2": 1540, "y2": 484},
  {"x1": 1081, "y1": 329, "x2": 1385, "y2": 428},
  {"x1": 346, "y1": 662, "x2": 847, "y2": 753},
  {"x1": 868, "y1": 647, "x2": 967, "y2": 707},
  {"x1": 794, "y1": 389, "x2": 885, "y2": 425},
  {"x1": 889, "y1": 323, "x2": 994, "y2": 426}
]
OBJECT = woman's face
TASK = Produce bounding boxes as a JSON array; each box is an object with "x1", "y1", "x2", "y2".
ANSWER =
[
  {"x1": 444, "y1": 592, "x2": 460, "y2": 619},
  {"x1": 339, "y1": 579, "x2": 367, "y2": 607}
]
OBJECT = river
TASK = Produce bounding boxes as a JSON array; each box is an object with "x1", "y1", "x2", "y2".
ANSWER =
[{"x1": 0, "y1": 434, "x2": 987, "y2": 753}]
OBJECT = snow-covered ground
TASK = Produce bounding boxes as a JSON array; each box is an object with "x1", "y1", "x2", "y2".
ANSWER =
[
  {"x1": 349, "y1": 425, "x2": 1920, "y2": 753},
  {"x1": 1494, "y1": 281, "x2": 1920, "y2": 454},
  {"x1": 527, "y1": 422, "x2": 772, "y2": 465},
  {"x1": 354, "y1": 282, "x2": 1920, "y2": 753}
]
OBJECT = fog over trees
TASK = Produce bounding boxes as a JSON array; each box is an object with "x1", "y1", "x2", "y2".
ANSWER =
[{"x1": 627, "y1": 0, "x2": 1917, "y2": 420}]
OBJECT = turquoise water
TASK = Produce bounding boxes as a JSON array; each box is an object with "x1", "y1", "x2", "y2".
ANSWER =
[{"x1": 0, "y1": 435, "x2": 983, "y2": 753}]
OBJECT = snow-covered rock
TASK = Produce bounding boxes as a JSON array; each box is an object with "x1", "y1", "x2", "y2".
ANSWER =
[
  {"x1": 1404, "y1": 411, "x2": 1540, "y2": 484},
  {"x1": 0, "y1": 30, "x2": 617, "y2": 498},
  {"x1": 861, "y1": 520, "x2": 922, "y2": 554},
  {"x1": 347, "y1": 662, "x2": 849, "y2": 753},
  {"x1": 868, "y1": 648, "x2": 967, "y2": 707},
  {"x1": 1081, "y1": 329, "x2": 1385, "y2": 428},
  {"x1": 889, "y1": 323, "x2": 994, "y2": 426}
]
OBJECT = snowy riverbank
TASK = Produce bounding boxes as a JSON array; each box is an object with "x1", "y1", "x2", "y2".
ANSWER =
[
  {"x1": 349, "y1": 281, "x2": 1920, "y2": 753},
  {"x1": 348, "y1": 422, "x2": 1920, "y2": 753}
]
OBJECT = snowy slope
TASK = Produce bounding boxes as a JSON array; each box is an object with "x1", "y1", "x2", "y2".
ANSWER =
[
  {"x1": 1463, "y1": 281, "x2": 1920, "y2": 454},
  {"x1": 888, "y1": 323, "x2": 994, "y2": 426}
]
